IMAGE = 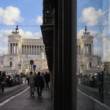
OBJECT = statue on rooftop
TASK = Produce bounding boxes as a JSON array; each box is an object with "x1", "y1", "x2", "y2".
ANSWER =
[
  {"x1": 83, "y1": 26, "x2": 90, "y2": 35},
  {"x1": 12, "y1": 25, "x2": 19, "y2": 34}
]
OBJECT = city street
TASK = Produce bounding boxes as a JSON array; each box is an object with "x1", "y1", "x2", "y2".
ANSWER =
[
  {"x1": 77, "y1": 84, "x2": 110, "y2": 110},
  {"x1": 0, "y1": 87, "x2": 51, "y2": 110},
  {"x1": 0, "y1": 83, "x2": 28, "y2": 103},
  {"x1": 77, "y1": 83, "x2": 102, "y2": 101},
  {"x1": 0, "y1": 83, "x2": 109, "y2": 110}
]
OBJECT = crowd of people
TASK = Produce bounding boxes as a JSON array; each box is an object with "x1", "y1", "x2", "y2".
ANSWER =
[
  {"x1": 0, "y1": 71, "x2": 50, "y2": 97},
  {"x1": 28, "y1": 72, "x2": 50, "y2": 97}
]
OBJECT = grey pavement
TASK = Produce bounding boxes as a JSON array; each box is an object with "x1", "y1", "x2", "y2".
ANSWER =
[
  {"x1": 77, "y1": 88, "x2": 110, "y2": 110},
  {"x1": 0, "y1": 85, "x2": 110, "y2": 110},
  {"x1": 77, "y1": 90, "x2": 95, "y2": 110},
  {"x1": 0, "y1": 88, "x2": 52, "y2": 110},
  {"x1": 0, "y1": 83, "x2": 28, "y2": 103}
]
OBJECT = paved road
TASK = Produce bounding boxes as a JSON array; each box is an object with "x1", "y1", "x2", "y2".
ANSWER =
[
  {"x1": 0, "y1": 83, "x2": 109, "y2": 110},
  {"x1": 0, "y1": 88, "x2": 51, "y2": 110},
  {"x1": 77, "y1": 84, "x2": 102, "y2": 101},
  {"x1": 0, "y1": 83, "x2": 28, "y2": 102},
  {"x1": 77, "y1": 84, "x2": 110, "y2": 110}
]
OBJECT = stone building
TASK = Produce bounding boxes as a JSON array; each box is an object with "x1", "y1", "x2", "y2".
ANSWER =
[
  {"x1": 0, "y1": 26, "x2": 48, "y2": 74},
  {"x1": 77, "y1": 27, "x2": 102, "y2": 75}
]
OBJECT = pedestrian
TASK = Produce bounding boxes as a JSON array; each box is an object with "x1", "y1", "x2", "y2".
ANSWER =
[
  {"x1": 0, "y1": 72, "x2": 6, "y2": 93},
  {"x1": 44, "y1": 72, "x2": 50, "y2": 90},
  {"x1": 35, "y1": 72, "x2": 44, "y2": 97},
  {"x1": 26, "y1": 74, "x2": 29, "y2": 84},
  {"x1": 29, "y1": 72, "x2": 35, "y2": 96},
  {"x1": 97, "y1": 71, "x2": 104, "y2": 100}
]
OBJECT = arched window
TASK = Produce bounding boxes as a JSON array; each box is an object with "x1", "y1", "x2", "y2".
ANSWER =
[
  {"x1": 90, "y1": 62, "x2": 92, "y2": 68},
  {"x1": 10, "y1": 62, "x2": 12, "y2": 67}
]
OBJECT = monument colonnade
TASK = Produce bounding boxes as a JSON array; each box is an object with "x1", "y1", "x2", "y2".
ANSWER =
[
  {"x1": 22, "y1": 44, "x2": 45, "y2": 55},
  {"x1": 9, "y1": 43, "x2": 45, "y2": 55},
  {"x1": 77, "y1": 43, "x2": 92, "y2": 55}
]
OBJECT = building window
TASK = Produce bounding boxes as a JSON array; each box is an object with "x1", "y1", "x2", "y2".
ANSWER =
[
  {"x1": 10, "y1": 61, "x2": 13, "y2": 67},
  {"x1": 90, "y1": 62, "x2": 92, "y2": 68}
]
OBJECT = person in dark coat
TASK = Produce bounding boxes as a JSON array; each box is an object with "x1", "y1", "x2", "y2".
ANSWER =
[
  {"x1": 97, "y1": 71, "x2": 104, "y2": 100},
  {"x1": 35, "y1": 72, "x2": 44, "y2": 97},
  {"x1": 0, "y1": 72, "x2": 6, "y2": 93},
  {"x1": 44, "y1": 72, "x2": 50, "y2": 90}
]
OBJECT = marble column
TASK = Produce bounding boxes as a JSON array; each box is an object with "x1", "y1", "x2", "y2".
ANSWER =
[
  {"x1": 8, "y1": 43, "x2": 10, "y2": 54},
  {"x1": 12, "y1": 43, "x2": 14, "y2": 54},
  {"x1": 25, "y1": 45, "x2": 26, "y2": 54},
  {"x1": 14, "y1": 43, "x2": 15, "y2": 54},
  {"x1": 87, "y1": 44, "x2": 89, "y2": 54},
  {"x1": 26, "y1": 45, "x2": 28, "y2": 54},
  {"x1": 40, "y1": 45, "x2": 41, "y2": 54},
  {"x1": 12, "y1": 43, "x2": 13, "y2": 54},
  {"x1": 23, "y1": 45, "x2": 24, "y2": 54},
  {"x1": 22, "y1": 45, "x2": 23, "y2": 54},
  {"x1": 15, "y1": 43, "x2": 17, "y2": 54},
  {"x1": 38, "y1": 46, "x2": 39, "y2": 55},
  {"x1": 10, "y1": 43, "x2": 12, "y2": 54},
  {"x1": 84, "y1": 44, "x2": 86, "y2": 54},
  {"x1": 28, "y1": 45, "x2": 29, "y2": 55},
  {"x1": 32, "y1": 45, "x2": 33, "y2": 55},
  {"x1": 88, "y1": 44, "x2": 90, "y2": 54},
  {"x1": 33, "y1": 45, "x2": 34, "y2": 55},
  {"x1": 34, "y1": 45, "x2": 36, "y2": 55},
  {"x1": 35, "y1": 46, "x2": 36, "y2": 55},
  {"x1": 35, "y1": 45, "x2": 36, "y2": 55},
  {"x1": 39, "y1": 45, "x2": 41, "y2": 54},
  {"x1": 24, "y1": 45, "x2": 25, "y2": 54},
  {"x1": 16, "y1": 43, "x2": 18, "y2": 54},
  {"x1": 86, "y1": 44, "x2": 87, "y2": 54},
  {"x1": 86, "y1": 44, "x2": 88, "y2": 54},
  {"x1": 90, "y1": 44, "x2": 92, "y2": 55},
  {"x1": 36, "y1": 45, "x2": 38, "y2": 55},
  {"x1": 29, "y1": 45, "x2": 31, "y2": 55},
  {"x1": 30, "y1": 45, "x2": 32, "y2": 55}
]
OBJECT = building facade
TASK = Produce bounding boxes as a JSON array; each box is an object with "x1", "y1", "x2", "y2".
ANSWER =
[
  {"x1": 77, "y1": 27, "x2": 102, "y2": 75},
  {"x1": 0, "y1": 27, "x2": 48, "y2": 74}
]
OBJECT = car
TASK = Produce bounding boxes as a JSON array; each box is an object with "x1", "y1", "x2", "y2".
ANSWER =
[
  {"x1": 81, "y1": 74, "x2": 90, "y2": 85},
  {"x1": 5, "y1": 74, "x2": 16, "y2": 86},
  {"x1": 88, "y1": 75, "x2": 97, "y2": 87},
  {"x1": 15, "y1": 74, "x2": 22, "y2": 84},
  {"x1": 81, "y1": 73, "x2": 98, "y2": 87}
]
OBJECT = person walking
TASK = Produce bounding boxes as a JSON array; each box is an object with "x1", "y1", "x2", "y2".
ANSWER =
[
  {"x1": 44, "y1": 72, "x2": 50, "y2": 90},
  {"x1": 29, "y1": 72, "x2": 35, "y2": 96},
  {"x1": 0, "y1": 72, "x2": 6, "y2": 93},
  {"x1": 35, "y1": 72, "x2": 44, "y2": 97}
]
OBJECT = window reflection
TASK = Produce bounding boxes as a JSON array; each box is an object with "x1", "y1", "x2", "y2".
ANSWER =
[{"x1": 77, "y1": 0, "x2": 110, "y2": 109}]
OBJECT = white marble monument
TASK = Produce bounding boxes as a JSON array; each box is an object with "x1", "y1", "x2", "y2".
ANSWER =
[
  {"x1": 77, "y1": 27, "x2": 102, "y2": 75},
  {"x1": 0, "y1": 26, "x2": 48, "y2": 74}
]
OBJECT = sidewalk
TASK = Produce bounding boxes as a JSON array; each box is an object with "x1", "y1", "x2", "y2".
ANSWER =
[
  {"x1": 0, "y1": 84, "x2": 28, "y2": 103},
  {"x1": 77, "y1": 89, "x2": 110, "y2": 110},
  {"x1": 77, "y1": 90, "x2": 95, "y2": 110},
  {"x1": 0, "y1": 88, "x2": 52, "y2": 110},
  {"x1": 1, "y1": 86, "x2": 110, "y2": 110}
]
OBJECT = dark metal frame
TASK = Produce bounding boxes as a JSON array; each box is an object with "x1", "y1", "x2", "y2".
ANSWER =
[{"x1": 41, "y1": 0, "x2": 77, "y2": 109}]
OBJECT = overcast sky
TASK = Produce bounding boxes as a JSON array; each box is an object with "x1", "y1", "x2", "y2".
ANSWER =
[{"x1": 0, "y1": 0, "x2": 110, "y2": 61}]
